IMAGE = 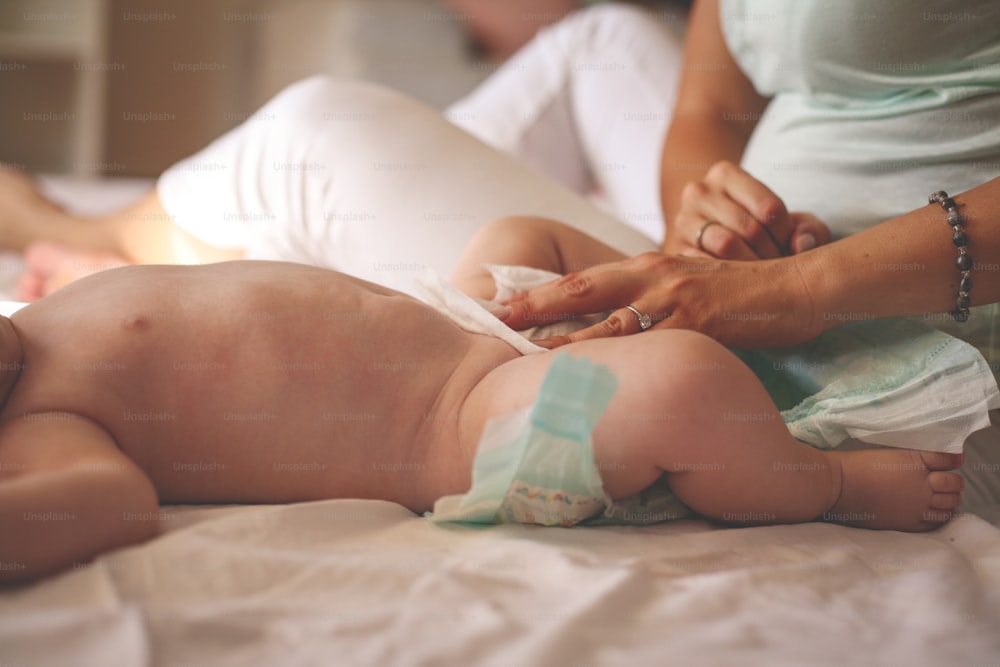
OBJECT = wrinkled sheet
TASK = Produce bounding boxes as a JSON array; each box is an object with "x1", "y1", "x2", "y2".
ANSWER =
[{"x1": 2, "y1": 500, "x2": 1000, "y2": 667}]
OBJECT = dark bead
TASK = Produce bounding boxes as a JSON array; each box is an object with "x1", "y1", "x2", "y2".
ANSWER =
[
  {"x1": 956, "y1": 294, "x2": 971, "y2": 309},
  {"x1": 940, "y1": 197, "x2": 957, "y2": 211},
  {"x1": 957, "y1": 253, "x2": 973, "y2": 272},
  {"x1": 929, "y1": 190, "x2": 948, "y2": 204},
  {"x1": 947, "y1": 209, "x2": 963, "y2": 226},
  {"x1": 952, "y1": 309, "x2": 970, "y2": 323},
  {"x1": 952, "y1": 230, "x2": 968, "y2": 247},
  {"x1": 960, "y1": 275, "x2": 973, "y2": 292}
]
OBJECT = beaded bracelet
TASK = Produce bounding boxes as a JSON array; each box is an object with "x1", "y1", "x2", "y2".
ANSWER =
[{"x1": 928, "y1": 190, "x2": 973, "y2": 322}]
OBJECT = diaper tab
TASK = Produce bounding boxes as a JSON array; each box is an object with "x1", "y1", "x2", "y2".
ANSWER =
[{"x1": 531, "y1": 353, "x2": 619, "y2": 442}]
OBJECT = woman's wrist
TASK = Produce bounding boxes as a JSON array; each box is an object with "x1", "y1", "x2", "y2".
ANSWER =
[
  {"x1": 780, "y1": 179, "x2": 1000, "y2": 329},
  {"x1": 737, "y1": 251, "x2": 829, "y2": 343}
]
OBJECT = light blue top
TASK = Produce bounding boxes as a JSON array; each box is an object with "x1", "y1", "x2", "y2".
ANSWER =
[
  {"x1": 721, "y1": 1, "x2": 1000, "y2": 107},
  {"x1": 720, "y1": 0, "x2": 1000, "y2": 368}
]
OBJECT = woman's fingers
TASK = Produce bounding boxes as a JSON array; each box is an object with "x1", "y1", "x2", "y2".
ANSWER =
[
  {"x1": 500, "y1": 263, "x2": 634, "y2": 331},
  {"x1": 534, "y1": 304, "x2": 674, "y2": 348},
  {"x1": 667, "y1": 160, "x2": 797, "y2": 260},
  {"x1": 499, "y1": 252, "x2": 672, "y2": 333},
  {"x1": 682, "y1": 214, "x2": 759, "y2": 261},
  {"x1": 702, "y1": 161, "x2": 793, "y2": 258}
]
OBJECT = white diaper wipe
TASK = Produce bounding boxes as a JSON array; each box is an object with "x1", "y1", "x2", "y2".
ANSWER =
[
  {"x1": 415, "y1": 266, "x2": 1000, "y2": 453},
  {"x1": 414, "y1": 265, "x2": 604, "y2": 355},
  {"x1": 0, "y1": 301, "x2": 26, "y2": 317}
]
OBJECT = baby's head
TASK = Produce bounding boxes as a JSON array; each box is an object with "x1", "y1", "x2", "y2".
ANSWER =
[{"x1": 0, "y1": 315, "x2": 23, "y2": 405}]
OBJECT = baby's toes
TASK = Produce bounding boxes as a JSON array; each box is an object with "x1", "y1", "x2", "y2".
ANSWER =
[
  {"x1": 928, "y1": 471, "x2": 964, "y2": 513},
  {"x1": 929, "y1": 470, "x2": 964, "y2": 493},
  {"x1": 929, "y1": 493, "x2": 962, "y2": 511},
  {"x1": 920, "y1": 451, "x2": 964, "y2": 471}
]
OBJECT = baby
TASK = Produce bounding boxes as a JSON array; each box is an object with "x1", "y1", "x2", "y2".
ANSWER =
[{"x1": 0, "y1": 216, "x2": 964, "y2": 585}]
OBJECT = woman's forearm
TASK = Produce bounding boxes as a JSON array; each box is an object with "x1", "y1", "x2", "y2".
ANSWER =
[
  {"x1": 656, "y1": 0, "x2": 770, "y2": 245},
  {"x1": 798, "y1": 177, "x2": 1000, "y2": 330}
]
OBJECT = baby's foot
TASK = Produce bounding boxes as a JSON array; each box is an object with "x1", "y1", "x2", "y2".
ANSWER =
[
  {"x1": 823, "y1": 449, "x2": 964, "y2": 532},
  {"x1": 0, "y1": 169, "x2": 67, "y2": 251},
  {"x1": 17, "y1": 242, "x2": 128, "y2": 301}
]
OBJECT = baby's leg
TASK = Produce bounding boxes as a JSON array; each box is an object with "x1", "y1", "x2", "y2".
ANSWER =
[
  {"x1": 451, "y1": 215, "x2": 627, "y2": 299},
  {"x1": 0, "y1": 413, "x2": 159, "y2": 584},
  {"x1": 463, "y1": 330, "x2": 963, "y2": 531}
]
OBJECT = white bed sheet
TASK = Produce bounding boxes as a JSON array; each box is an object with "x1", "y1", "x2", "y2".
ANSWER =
[
  {"x1": 2, "y1": 177, "x2": 1000, "y2": 666},
  {"x1": 2, "y1": 499, "x2": 1000, "y2": 667}
]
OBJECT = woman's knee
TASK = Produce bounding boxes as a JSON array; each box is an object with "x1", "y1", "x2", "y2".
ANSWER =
[
  {"x1": 262, "y1": 76, "x2": 419, "y2": 127},
  {"x1": 266, "y1": 75, "x2": 339, "y2": 111}
]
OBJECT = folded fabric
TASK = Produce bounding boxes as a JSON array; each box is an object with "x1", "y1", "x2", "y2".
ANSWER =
[
  {"x1": 733, "y1": 320, "x2": 1000, "y2": 452},
  {"x1": 415, "y1": 266, "x2": 1000, "y2": 453}
]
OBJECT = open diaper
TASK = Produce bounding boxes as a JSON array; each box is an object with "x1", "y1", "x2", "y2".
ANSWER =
[{"x1": 416, "y1": 266, "x2": 1000, "y2": 454}]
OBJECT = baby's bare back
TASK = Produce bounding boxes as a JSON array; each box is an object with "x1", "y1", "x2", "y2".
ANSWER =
[{"x1": 4, "y1": 261, "x2": 518, "y2": 511}]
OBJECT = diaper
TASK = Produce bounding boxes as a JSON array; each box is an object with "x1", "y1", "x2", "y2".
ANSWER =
[
  {"x1": 429, "y1": 352, "x2": 691, "y2": 526},
  {"x1": 416, "y1": 266, "x2": 1000, "y2": 454}
]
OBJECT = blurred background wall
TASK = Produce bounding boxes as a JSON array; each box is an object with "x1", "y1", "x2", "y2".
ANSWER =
[{"x1": 0, "y1": 0, "x2": 685, "y2": 177}]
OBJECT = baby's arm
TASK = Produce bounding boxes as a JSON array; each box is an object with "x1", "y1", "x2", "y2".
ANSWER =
[
  {"x1": 0, "y1": 413, "x2": 159, "y2": 585},
  {"x1": 451, "y1": 216, "x2": 627, "y2": 299}
]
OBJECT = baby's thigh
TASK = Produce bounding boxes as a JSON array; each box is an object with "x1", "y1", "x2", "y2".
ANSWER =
[{"x1": 471, "y1": 330, "x2": 747, "y2": 498}]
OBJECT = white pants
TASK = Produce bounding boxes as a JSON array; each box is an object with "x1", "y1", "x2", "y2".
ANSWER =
[
  {"x1": 446, "y1": 4, "x2": 684, "y2": 243},
  {"x1": 156, "y1": 5, "x2": 683, "y2": 296}
]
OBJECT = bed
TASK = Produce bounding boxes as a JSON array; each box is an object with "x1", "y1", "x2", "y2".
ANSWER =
[{"x1": 1, "y1": 177, "x2": 999, "y2": 667}]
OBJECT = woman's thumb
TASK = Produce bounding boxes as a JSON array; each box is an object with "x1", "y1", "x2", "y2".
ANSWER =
[{"x1": 789, "y1": 212, "x2": 832, "y2": 254}]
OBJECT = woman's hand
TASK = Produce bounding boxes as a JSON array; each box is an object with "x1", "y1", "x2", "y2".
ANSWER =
[
  {"x1": 498, "y1": 251, "x2": 827, "y2": 350},
  {"x1": 665, "y1": 160, "x2": 832, "y2": 260}
]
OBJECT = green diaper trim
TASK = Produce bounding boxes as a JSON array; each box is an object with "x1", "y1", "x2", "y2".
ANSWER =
[{"x1": 531, "y1": 351, "x2": 619, "y2": 442}]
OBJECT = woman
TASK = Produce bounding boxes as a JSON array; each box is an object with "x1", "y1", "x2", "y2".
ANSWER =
[{"x1": 498, "y1": 0, "x2": 1000, "y2": 362}]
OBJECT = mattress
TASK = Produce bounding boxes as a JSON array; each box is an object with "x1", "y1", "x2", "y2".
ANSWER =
[{"x1": 1, "y1": 177, "x2": 999, "y2": 666}]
